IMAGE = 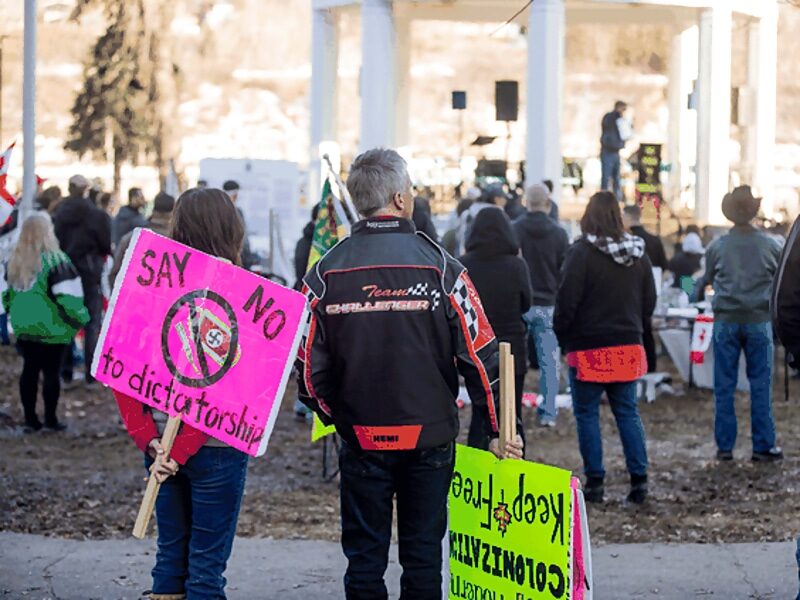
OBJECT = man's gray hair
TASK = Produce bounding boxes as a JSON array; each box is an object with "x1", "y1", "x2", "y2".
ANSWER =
[
  {"x1": 525, "y1": 183, "x2": 550, "y2": 211},
  {"x1": 346, "y1": 148, "x2": 411, "y2": 217}
]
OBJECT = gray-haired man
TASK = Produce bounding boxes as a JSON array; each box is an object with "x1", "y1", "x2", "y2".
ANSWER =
[
  {"x1": 296, "y1": 148, "x2": 522, "y2": 599},
  {"x1": 513, "y1": 183, "x2": 569, "y2": 427}
]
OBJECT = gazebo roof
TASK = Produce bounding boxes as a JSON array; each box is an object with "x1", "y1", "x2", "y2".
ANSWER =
[{"x1": 313, "y1": 0, "x2": 771, "y2": 24}]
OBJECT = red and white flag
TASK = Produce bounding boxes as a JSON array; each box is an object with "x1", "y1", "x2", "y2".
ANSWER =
[
  {"x1": 690, "y1": 314, "x2": 714, "y2": 364},
  {"x1": 0, "y1": 142, "x2": 17, "y2": 224}
]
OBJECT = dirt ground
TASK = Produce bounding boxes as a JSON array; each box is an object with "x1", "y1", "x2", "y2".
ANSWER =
[{"x1": 1, "y1": 344, "x2": 798, "y2": 545}]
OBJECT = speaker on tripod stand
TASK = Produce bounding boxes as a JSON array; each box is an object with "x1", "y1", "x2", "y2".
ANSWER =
[{"x1": 495, "y1": 81, "x2": 519, "y2": 177}]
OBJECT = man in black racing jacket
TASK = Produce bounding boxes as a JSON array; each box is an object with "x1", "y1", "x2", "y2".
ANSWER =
[{"x1": 296, "y1": 148, "x2": 523, "y2": 600}]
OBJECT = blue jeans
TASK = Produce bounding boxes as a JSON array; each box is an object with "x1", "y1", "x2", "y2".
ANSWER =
[
  {"x1": 600, "y1": 151, "x2": 622, "y2": 201},
  {"x1": 145, "y1": 446, "x2": 249, "y2": 600},
  {"x1": 569, "y1": 367, "x2": 648, "y2": 479},
  {"x1": 525, "y1": 306, "x2": 560, "y2": 422},
  {"x1": 713, "y1": 321, "x2": 776, "y2": 453},
  {"x1": 339, "y1": 441, "x2": 455, "y2": 600}
]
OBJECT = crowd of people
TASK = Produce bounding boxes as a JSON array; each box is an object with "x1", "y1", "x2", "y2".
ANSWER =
[
  {"x1": 1, "y1": 146, "x2": 799, "y2": 599},
  {"x1": 0, "y1": 175, "x2": 257, "y2": 433}
]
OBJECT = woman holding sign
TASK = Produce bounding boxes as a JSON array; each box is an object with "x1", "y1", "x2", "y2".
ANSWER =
[
  {"x1": 2, "y1": 213, "x2": 89, "y2": 432},
  {"x1": 114, "y1": 188, "x2": 249, "y2": 600},
  {"x1": 554, "y1": 191, "x2": 656, "y2": 505}
]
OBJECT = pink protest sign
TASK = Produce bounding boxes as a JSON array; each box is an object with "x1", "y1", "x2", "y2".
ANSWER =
[{"x1": 91, "y1": 228, "x2": 308, "y2": 457}]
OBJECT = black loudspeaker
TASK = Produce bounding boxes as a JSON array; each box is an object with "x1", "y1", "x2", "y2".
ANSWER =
[
  {"x1": 452, "y1": 91, "x2": 467, "y2": 110},
  {"x1": 476, "y1": 159, "x2": 508, "y2": 178},
  {"x1": 495, "y1": 81, "x2": 519, "y2": 122}
]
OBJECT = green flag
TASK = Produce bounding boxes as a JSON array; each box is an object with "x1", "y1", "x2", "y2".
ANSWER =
[{"x1": 307, "y1": 178, "x2": 338, "y2": 441}]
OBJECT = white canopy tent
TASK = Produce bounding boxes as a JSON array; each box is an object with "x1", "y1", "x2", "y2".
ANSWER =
[{"x1": 308, "y1": 0, "x2": 778, "y2": 225}]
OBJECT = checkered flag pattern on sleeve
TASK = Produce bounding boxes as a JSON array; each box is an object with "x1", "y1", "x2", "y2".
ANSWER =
[{"x1": 452, "y1": 276, "x2": 479, "y2": 341}]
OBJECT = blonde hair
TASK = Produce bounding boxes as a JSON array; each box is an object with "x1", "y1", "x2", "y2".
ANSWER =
[{"x1": 7, "y1": 213, "x2": 61, "y2": 290}]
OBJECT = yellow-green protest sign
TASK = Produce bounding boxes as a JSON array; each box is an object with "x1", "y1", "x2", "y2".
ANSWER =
[{"x1": 449, "y1": 444, "x2": 572, "y2": 600}]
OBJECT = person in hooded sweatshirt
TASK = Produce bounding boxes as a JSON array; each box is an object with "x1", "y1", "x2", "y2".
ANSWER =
[
  {"x1": 460, "y1": 208, "x2": 533, "y2": 452},
  {"x1": 554, "y1": 191, "x2": 656, "y2": 504},
  {"x1": 412, "y1": 196, "x2": 439, "y2": 242}
]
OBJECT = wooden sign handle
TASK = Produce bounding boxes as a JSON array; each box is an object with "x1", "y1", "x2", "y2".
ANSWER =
[
  {"x1": 498, "y1": 342, "x2": 517, "y2": 454},
  {"x1": 133, "y1": 416, "x2": 182, "y2": 539}
]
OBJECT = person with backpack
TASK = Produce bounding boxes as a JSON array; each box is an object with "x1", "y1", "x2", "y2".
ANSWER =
[
  {"x1": 600, "y1": 100, "x2": 632, "y2": 201},
  {"x1": 554, "y1": 191, "x2": 656, "y2": 504},
  {"x1": 113, "y1": 188, "x2": 250, "y2": 600},
  {"x1": 2, "y1": 213, "x2": 89, "y2": 432}
]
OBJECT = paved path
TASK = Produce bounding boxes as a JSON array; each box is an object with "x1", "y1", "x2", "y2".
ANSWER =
[{"x1": 0, "y1": 533, "x2": 797, "y2": 599}]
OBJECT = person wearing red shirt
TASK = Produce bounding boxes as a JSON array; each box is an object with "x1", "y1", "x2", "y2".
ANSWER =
[{"x1": 114, "y1": 188, "x2": 248, "y2": 600}]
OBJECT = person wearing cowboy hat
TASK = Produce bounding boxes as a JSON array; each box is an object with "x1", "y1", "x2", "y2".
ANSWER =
[{"x1": 703, "y1": 185, "x2": 783, "y2": 463}]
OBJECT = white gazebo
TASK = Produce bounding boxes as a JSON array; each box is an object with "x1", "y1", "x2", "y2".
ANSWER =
[{"x1": 309, "y1": 0, "x2": 778, "y2": 225}]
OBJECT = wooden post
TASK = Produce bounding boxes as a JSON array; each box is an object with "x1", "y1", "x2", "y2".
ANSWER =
[
  {"x1": 133, "y1": 415, "x2": 181, "y2": 539},
  {"x1": 499, "y1": 342, "x2": 517, "y2": 453}
]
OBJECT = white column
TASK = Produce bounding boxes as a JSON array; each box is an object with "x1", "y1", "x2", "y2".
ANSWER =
[
  {"x1": 359, "y1": 0, "x2": 396, "y2": 153},
  {"x1": 309, "y1": 7, "x2": 339, "y2": 200},
  {"x1": 667, "y1": 25, "x2": 698, "y2": 206},
  {"x1": 21, "y1": 0, "x2": 37, "y2": 218},
  {"x1": 394, "y1": 16, "x2": 411, "y2": 149},
  {"x1": 525, "y1": 0, "x2": 564, "y2": 203},
  {"x1": 695, "y1": 6, "x2": 731, "y2": 225},
  {"x1": 746, "y1": 4, "x2": 778, "y2": 217}
]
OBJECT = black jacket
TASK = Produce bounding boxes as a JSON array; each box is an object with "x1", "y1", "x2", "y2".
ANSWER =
[
  {"x1": 773, "y1": 216, "x2": 800, "y2": 367},
  {"x1": 513, "y1": 211, "x2": 569, "y2": 306},
  {"x1": 52, "y1": 195, "x2": 112, "y2": 285},
  {"x1": 296, "y1": 216, "x2": 500, "y2": 450},
  {"x1": 460, "y1": 208, "x2": 532, "y2": 374},
  {"x1": 554, "y1": 238, "x2": 657, "y2": 352},
  {"x1": 412, "y1": 198, "x2": 439, "y2": 242},
  {"x1": 112, "y1": 205, "x2": 147, "y2": 246},
  {"x1": 601, "y1": 110, "x2": 625, "y2": 153},
  {"x1": 630, "y1": 224, "x2": 668, "y2": 270},
  {"x1": 504, "y1": 197, "x2": 526, "y2": 221},
  {"x1": 294, "y1": 220, "x2": 314, "y2": 287}
]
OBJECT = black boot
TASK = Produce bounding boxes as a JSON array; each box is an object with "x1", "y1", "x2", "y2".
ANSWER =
[
  {"x1": 627, "y1": 474, "x2": 648, "y2": 505},
  {"x1": 584, "y1": 476, "x2": 604, "y2": 503}
]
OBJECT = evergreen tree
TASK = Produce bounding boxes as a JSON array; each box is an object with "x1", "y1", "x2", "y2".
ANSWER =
[{"x1": 65, "y1": 0, "x2": 172, "y2": 193}]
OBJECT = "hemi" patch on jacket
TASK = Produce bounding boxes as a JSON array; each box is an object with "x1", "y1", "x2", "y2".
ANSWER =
[{"x1": 353, "y1": 425, "x2": 423, "y2": 450}]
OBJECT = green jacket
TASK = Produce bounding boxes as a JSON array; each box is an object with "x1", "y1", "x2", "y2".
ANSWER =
[
  {"x1": 703, "y1": 225, "x2": 782, "y2": 324},
  {"x1": 2, "y1": 251, "x2": 90, "y2": 344}
]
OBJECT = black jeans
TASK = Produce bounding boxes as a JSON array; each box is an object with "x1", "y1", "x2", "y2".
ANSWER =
[
  {"x1": 18, "y1": 340, "x2": 67, "y2": 427},
  {"x1": 339, "y1": 440, "x2": 455, "y2": 600},
  {"x1": 61, "y1": 280, "x2": 102, "y2": 383}
]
